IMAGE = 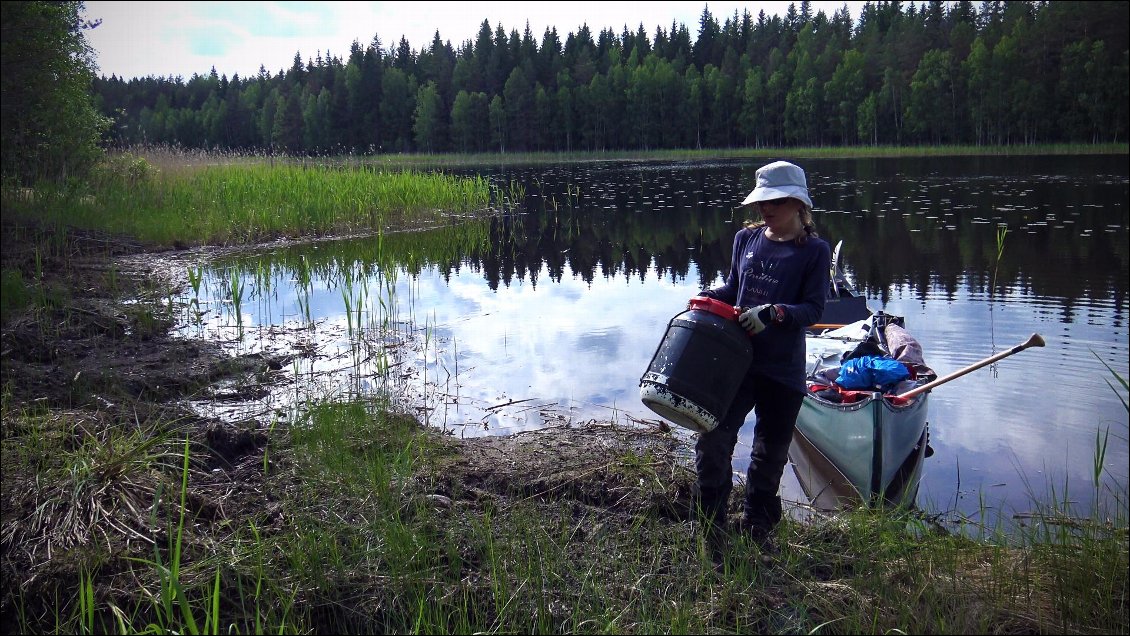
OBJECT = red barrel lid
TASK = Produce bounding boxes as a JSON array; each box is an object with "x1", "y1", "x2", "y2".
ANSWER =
[{"x1": 688, "y1": 296, "x2": 740, "y2": 321}]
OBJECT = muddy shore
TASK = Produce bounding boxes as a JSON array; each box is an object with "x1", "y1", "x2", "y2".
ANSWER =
[{"x1": 0, "y1": 222, "x2": 701, "y2": 630}]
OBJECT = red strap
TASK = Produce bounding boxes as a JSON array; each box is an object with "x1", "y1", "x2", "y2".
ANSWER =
[{"x1": 809, "y1": 380, "x2": 916, "y2": 407}]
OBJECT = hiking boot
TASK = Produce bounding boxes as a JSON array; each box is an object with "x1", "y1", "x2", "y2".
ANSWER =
[
  {"x1": 704, "y1": 519, "x2": 729, "y2": 569},
  {"x1": 735, "y1": 516, "x2": 779, "y2": 560},
  {"x1": 742, "y1": 489, "x2": 782, "y2": 552},
  {"x1": 692, "y1": 484, "x2": 732, "y2": 568}
]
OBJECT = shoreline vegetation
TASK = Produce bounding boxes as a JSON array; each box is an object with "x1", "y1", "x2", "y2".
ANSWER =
[
  {"x1": 354, "y1": 141, "x2": 1130, "y2": 163},
  {"x1": 117, "y1": 141, "x2": 1130, "y2": 170},
  {"x1": 14, "y1": 141, "x2": 1125, "y2": 248},
  {"x1": 1, "y1": 148, "x2": 1127, "y2": 634}
]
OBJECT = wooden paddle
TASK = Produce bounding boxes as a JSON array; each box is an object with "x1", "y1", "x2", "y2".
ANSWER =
[{"x1": 895, "y1": 333, "x2": 1046, "y2": 400}]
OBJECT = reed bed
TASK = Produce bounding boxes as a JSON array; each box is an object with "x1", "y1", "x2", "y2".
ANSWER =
[{"x1": 3, "y1": 160, "x2": 493, "y2": 247}]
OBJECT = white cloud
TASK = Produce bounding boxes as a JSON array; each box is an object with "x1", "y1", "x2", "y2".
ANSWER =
[{"x1": 84, "y1": 1, "x2": 867, "y2": 80}]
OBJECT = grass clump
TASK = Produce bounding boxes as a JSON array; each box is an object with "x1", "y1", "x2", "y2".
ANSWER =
[{"x1": 0, "y1": 268, "x2": 31, "y2": 323}]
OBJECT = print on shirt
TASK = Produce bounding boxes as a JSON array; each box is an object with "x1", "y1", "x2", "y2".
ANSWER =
[{"x1": 743, "y1": 250, "x2": 781, "y2": 302}]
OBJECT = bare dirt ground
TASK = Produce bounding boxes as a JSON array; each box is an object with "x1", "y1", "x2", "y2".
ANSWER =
[{"x1": 0, "y1": 221, "x2": 698, "y2": 630}]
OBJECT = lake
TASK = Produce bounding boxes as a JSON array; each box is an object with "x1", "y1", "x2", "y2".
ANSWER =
[{"x1": 179, "y1": 154, "x2": 1129, "y2": 531}]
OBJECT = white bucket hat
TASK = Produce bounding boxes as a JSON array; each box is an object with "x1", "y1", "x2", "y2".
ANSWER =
[{"x1": 740, "y1": 160, "x2": 813, "y2": 209}]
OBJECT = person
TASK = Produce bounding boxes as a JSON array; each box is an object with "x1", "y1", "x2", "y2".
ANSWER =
[{"x1": 692, "y1": 160, "x2": 830, "y2": 558}]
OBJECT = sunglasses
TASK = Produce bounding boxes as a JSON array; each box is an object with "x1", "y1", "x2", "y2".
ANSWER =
[{"x1": 760, "y1": 197, "x2": 793, "y2": 206}]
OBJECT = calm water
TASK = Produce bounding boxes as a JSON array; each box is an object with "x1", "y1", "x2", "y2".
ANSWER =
[{"x1": 180, "y1": 155, "x2": 1129, "y2": 528}]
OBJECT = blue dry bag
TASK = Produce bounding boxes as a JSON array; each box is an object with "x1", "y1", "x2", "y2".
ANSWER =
[{"x1": 836, "y1": 355, "x2": 910, "y2": 392}]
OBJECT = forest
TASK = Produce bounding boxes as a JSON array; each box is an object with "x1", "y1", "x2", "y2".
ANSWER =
[{"x1": 85, "y1": 1, "x2": 1130, "y2": 154}]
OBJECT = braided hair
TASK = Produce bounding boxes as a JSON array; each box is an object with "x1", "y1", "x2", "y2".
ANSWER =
[{"x1": 746, "y1": 202, "x2": 819, "y2": 245}]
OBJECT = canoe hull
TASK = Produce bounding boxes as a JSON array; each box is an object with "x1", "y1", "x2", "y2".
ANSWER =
[{"x1": 791, "y1": 391, "x2": 929, "y2": 506}]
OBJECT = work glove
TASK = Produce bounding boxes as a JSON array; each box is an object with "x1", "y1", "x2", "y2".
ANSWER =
[{"x1": 739, "y1": 304, "x2": 777, "y2": 335}]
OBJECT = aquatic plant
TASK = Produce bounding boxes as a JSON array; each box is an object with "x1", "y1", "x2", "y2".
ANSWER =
[
  {"x1": 991, "y1": 224, "x2": 1009, "y2": 295},
  {"x1": 1093, "y1": 350, "x2": 1129, "y2": 416},
  {"x1": 228, "y1": 268, "x2": 245, "y2": 330}
]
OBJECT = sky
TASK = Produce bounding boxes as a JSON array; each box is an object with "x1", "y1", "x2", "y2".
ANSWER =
[{"x1": 83, "y1": 1, "x2": 868, "y2": 81}]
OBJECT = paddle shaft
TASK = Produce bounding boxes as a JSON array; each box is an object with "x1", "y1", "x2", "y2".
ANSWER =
[{"x1": 896, "y1": 333, "x2": 1045, "y2": 400}]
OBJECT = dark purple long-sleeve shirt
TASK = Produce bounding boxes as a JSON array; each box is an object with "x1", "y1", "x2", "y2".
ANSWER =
[{"x1": 700, "y1": 225, "x2": 830, "y2": 393}]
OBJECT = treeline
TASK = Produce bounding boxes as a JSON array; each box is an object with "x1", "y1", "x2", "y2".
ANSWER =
[{"x1": 94, "y1": 1, "x2": 1129, "y2": 155}]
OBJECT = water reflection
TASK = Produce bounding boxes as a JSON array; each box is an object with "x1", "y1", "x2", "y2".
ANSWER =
[
  {"x1": 181, "y1": 155, "x2": 1129, "y2": 529},
  {"x1": 454, "y1": 157, "x2": 1128, "y2": 320}
]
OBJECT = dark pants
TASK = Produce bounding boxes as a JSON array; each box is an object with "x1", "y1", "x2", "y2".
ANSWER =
[{"x1": 692, "y1": 371, "x2": 804, "y2": 526}]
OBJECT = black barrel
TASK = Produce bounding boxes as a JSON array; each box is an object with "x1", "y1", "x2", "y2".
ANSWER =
[{"x1": 639, "y1": 297, "x2": 753, "y2": 433}]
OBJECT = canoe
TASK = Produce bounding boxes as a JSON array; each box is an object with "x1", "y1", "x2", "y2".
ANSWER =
[
  {"x1": 792, "y1": 378, "x2": 930, "y2": 506},
  {"x1": 794, "y1": 313, "x2": 934, "y2": 507},
  {"x1": 790, "y1": 415, "x2": 929, "y2": 509}
]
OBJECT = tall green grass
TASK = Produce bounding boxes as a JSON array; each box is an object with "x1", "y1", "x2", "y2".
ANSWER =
[{"x1": 2, "y1": 161, "x2": 493, "y2": 247}]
